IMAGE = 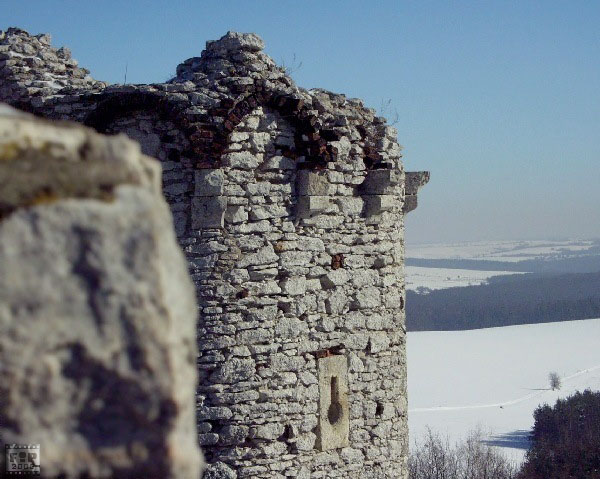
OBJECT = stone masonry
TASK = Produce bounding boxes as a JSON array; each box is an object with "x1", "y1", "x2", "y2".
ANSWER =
[
  {"x1": 0, "y1": 105, "x2": 203, "y2": 478},
  {"x1": 0, "y1": 27, "x2": 429, "y2": 478}
]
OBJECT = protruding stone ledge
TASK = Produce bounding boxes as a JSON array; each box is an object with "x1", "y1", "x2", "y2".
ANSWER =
[{"x1": 403, "y1": 171, "x2": 430, "y2": 214}]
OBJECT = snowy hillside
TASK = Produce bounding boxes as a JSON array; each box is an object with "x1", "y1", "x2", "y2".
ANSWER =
[
  {"x1": 405, "y1": 265, "x2": 523, "y2": 293},
  {"x1": 407, "y1": 318, "x2": 600, "y2": 464}
]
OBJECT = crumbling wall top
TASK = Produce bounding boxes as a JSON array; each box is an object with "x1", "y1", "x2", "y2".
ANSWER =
[{"x1": 0, "y1": 28, "x2": 107, "y2": 102}]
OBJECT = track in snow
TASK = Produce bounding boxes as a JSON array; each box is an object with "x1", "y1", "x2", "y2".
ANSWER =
[{"x1": 410, "y1": 364, "x2": 600, "y2": 413}]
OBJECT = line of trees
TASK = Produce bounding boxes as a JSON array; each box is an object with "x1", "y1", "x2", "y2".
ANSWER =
[{"x1": 407, "y1": 272, "x2": 600, "y2": 331}]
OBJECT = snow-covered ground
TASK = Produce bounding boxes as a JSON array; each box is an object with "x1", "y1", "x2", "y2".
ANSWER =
[
  {"x1": 405, "y1": 266, "x2": 523, "y2": 293},
  {"x1": 407, "y1": 318, "x2": 600, "y2": 464},
  {"x1": 407, "y1": 239, "x2": 597, "y2": 263}
]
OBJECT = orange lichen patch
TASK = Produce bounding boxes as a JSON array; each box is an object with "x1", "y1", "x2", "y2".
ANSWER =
[
  {"x1": 26, "y1": 190, "x2": 60, "y2": 206},
  {"x1": 0, "y1": 142, "x2": 20, "y2": 161}
]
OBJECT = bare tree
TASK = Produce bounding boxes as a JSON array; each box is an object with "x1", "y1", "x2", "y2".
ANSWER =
[
  {"x1": 548, "y1": 372, "x2": 561, "y2": 390},
  {"x1": 378, "y1": 98, "x2": 400, "y2": 126},
  {"x1": 279, "y1": 53, "x2": 302, "y2": 76}
]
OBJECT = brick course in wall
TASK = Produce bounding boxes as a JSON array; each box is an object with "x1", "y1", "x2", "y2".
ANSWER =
[{"x1": 0, "y1": 27, "x2": 429, "y2": 479}]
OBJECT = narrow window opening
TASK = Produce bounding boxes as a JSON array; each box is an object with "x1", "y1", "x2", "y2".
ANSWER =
[{"x1": 327, "y1": 376, "x2": 343, "y2": 425}]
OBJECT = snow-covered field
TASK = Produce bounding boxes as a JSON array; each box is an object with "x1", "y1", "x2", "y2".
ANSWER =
[
  {"x1": 405, "y1": 266, "x2": 523, "y2": 293},
  {"x1": 407, "y1": 239, "x2": 597, "y2": 263},
  {"x1": 407, "y1": 318, "x2": 600, "y2": 464}
]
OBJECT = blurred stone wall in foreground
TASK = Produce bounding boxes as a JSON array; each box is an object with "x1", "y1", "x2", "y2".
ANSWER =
[{"x1": 0, "y1": 105, "x2": 203, "y2": 478}]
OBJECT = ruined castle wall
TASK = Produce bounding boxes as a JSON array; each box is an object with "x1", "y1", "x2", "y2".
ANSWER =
[
  {"x1": 0, "y1": 28, "x2": 429, "y2": 479},
  {"x1": 188, "y1": 101, "x2": 410, "y2": 478},
  {"x1": 102, "y1": 113, "x2": 194, "y2": 237},
  {"x1": 0, "y1": 28, "x2": 106, "y2": 105}
]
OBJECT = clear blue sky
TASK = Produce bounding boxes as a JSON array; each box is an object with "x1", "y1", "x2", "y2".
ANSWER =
[{"x1": 3, "y1": 1, "x2": 599, "y2": 243}]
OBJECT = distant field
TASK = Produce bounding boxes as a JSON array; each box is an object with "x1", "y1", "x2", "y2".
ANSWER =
[
  {"x1": 407, "y1": 318, "x2": 600, "y2": 464},
  {"x1": 407, "y1": 239, "x2": 598, "y2": 263},
  {"x1": 406, "y1": 239, "x2": 600, "y2": 274},
  {"x1": 405, "y1": 265, "x2": 524, "y2": 293}
]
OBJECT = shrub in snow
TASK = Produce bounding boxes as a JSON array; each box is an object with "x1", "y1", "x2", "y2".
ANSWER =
[{"x1": 409, "y1": 428, "x2": 517, "y2": 479}]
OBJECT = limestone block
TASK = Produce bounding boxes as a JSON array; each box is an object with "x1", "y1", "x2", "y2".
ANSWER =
[
  {"x1": 369, "y1": 332, "x2": 391, "y2": 353},
  {"x1": 363, "y1": 194, "x2": 396, "y2": 216},
  {"x1": 209, "y1": 358, "x2": 256, "y2": 384},
  {"x1": 354, "y1": 286, "x2": 382, "y2": 309},
  {"x1": 198, "y1": 406, "x2": 233, "y2": 421},
  {"x1": 280, "y1": 276, "x2": 307, "y2": 296},
  {"x1": 254, "y1": 423, "x2": 285, "y2": 440},
  {"x1": 330, "y1": 137, "x2": 352, "y2": 159},
  {"x1": 203, "y1": 462, "x2": 237, "y2": 479},
  {"x1": 320, "y1": 269, "x2": 350, "y2": 289},
  {"x1": 262, "y1": 155, "x2": 295, "y2": 170},
  {"x1": 192, "y1": 195, "x2": 227, "y2": 229},
  {"x1": 296, "y1": 432, "x2": 318, "y2": 451},
  {"x1": 205, "y1": 31, "x2": 266, "y2": 54},
  {"x1": 229, "y1": 131, "x2": 249, "y2": 143},
  {"x1": 225, "y1": 205, "x2": 248, "y2": 224},
  {"x1": 249, "y1": 204, "x2": 289, "y2": 221},
  {"x1": 279, "y1": 250, "x2": 313, "y2": 268},
  {"x1": 296, "y1": 195, "x2": 330, "y2": 218},
  {"x1": 236, "y1": 219, "x2": 271, "y2": 233},
  {"x1": 296, "y1": 170, "x2": 332, "y2": 196},
  {"x1": 335, "y1": 196, "x2": 364, "y2": 215},
  {"x1": 0, "y1": 107, "x2": 202, "y2": 478},
  {"x1": 164, "y1": 180, "x2": 190, "y2": 196},
  {"x1": 325, "y1": 290, "x2": 350, "y2": 315},
  {"x1": 360, "y1": 169, "x2": 402, "y2": 195},
  {"x1": 195, "y1": 168, "x2": 224, "y2": 196},
  {"x1": 219, "y1": 425, "x2": 249, "y2": 446},
  {"x1": 351, "y1": 269, "x2": 379, "y2": 288},
  {"x1": 222, "y1": 151, "x2": 260, "y2": 170},
  {"x1": 274, "y1": 317, "x2": 309, "y2": 339},
  {"x1": 317, "y1": 355, "x2": 350, "y2": 451}
]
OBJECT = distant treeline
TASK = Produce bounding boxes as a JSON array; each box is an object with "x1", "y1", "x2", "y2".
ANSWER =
[{"x1": 406, "y1": 272, "x2": 600, "y2": 331}]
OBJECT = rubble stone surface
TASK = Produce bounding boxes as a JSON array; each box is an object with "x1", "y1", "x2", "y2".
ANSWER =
[
  {"x1": 0, "y1": 106, "x2": 203, "y2": 478},
  {"x1": 0, "y1": 28, "x2": 429, "y2": 478}
]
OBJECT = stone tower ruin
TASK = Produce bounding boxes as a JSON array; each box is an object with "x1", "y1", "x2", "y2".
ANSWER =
[{"x1": 0, "y1": 27, "x2": 429, "y2": 478}]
